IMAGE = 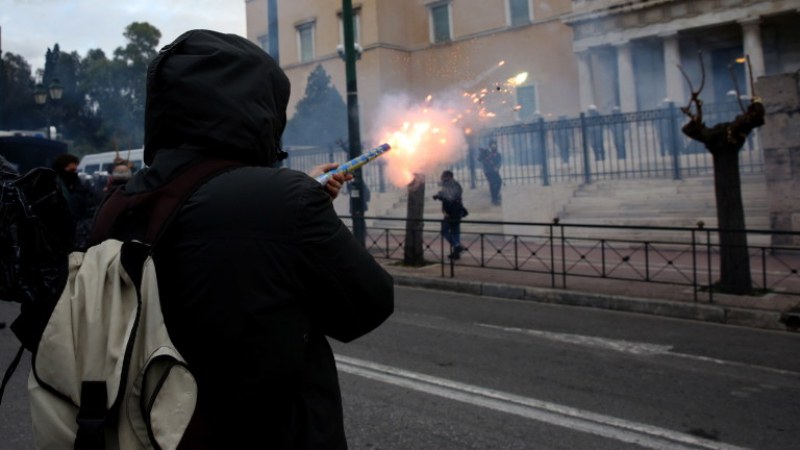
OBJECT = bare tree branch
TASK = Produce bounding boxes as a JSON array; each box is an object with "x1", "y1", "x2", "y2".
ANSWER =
[
  {"x1": 678, "y1": 51, "x2": 706, "y2": 125},
  {"x1": 678, "y1": 64, "x2": 696, "y2": 112}
]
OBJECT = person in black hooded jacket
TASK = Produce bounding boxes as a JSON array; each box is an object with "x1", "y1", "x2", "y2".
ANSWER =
[{"x1": 91, "y1": 29, "x2": 394, "y2": 448}]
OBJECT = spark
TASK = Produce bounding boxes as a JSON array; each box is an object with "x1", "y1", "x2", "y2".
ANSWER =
[{"x1": 508, "y1": 72, "x2": 529, "y2": 86}]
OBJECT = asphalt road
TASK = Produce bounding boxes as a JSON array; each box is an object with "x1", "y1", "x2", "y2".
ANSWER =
[
  {"x1": 1, "y1": 287, "x2": 799, "y2": 449},
  {"x1": 333, "y1": 287, "x2": 800, "y2": 450}
]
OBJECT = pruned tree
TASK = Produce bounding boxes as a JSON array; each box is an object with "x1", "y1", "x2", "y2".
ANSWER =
[
  {"x1": 403, "y1": 174, "x2": 426, "y2": 266},
  {"x1": 678, "y1": 53, "x2": 765, "y2": 294}
]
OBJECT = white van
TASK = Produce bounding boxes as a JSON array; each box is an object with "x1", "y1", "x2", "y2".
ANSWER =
[{"x1": 78, "y1": 148, "x2": 145, "y2": 175}]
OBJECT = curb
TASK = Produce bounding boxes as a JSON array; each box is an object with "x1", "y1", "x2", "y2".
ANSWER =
[{"x1": 391, "y1": 274, "x2": 790, "y2": 332}]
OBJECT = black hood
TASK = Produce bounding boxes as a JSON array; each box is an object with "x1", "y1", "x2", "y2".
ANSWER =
[{"x1": 144, "y1": 29, "x2": 290, "y2": 166}]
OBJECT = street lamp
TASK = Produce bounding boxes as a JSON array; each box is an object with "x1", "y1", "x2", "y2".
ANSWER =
[
  {"x1": 33, "y1": 78, "x2": 64, "y2": 139},
  {"x1": 336, "y1": 43, "x2": 362, "y2": 61},
  {"x1": 342, "y1": 0, "x2": 366, "y2": 245}
]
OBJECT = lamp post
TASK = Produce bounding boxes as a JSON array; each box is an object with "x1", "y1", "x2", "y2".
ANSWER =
[
  {"x1": 342, "y1": 0, "x2": 366, "y2": 246},
  {"x1": 33, "y1": 78, "x2": 63, "y2": 139}
]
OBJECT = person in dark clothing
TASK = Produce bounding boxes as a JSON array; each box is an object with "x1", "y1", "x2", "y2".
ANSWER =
[
  {"x1": 554, "y1": 115, "x2": 572, "y2": 164},
  {"x1": 657, "y1": 98, "x2": 679, "y2": 157},
  {"x1": 90, "y1": 29, "x2": 393, "y2": 449},
  {"x1": 609, "y1": 106, "x2": 627, "y2": 160},
  {"x1": 51, "y1": 153, "x2": 96, "y2": 250},
  {"x1": 433, "y1": 170, "x2": 466, "y2": 259},
  {"x1": 103, "y1": 162, "x2": 133, "y2": 193},
  {"x1": 477, "y1": 140, "x2": 502, "y2": 205},
  {"x1": 586, "y1": 105, "x2": 605, "y2": 161}
]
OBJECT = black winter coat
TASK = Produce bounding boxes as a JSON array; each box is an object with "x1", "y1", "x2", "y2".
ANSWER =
[
  {"x1": 141, "y1": 151, "x2": 393, "y2": 448},
  {"x1": 93, "y1": 29, "x2": 394, "y2": 449}
]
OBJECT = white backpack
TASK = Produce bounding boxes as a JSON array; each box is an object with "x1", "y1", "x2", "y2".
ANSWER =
[{"x1": 28, "y1": 239, "x2": 197, "y2": 450}]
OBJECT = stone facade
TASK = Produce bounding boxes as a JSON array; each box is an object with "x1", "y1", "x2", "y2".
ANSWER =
[
  {"x1": 247, "y1": 1, "x2": 800, "y2": 125},
  {"x1": 758, "y1": 72, "x2": 800, "y2": 246},
  {"x1": 565, "y1": 0, "x2": 800, "y2": 113},
  {"x1": 245, "y1": 0, "x2": 578, "y2": 135}
]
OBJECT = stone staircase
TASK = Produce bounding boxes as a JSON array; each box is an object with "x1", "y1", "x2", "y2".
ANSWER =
[
  {"x1": 363, "y1": 187, "x2": 505, "y2": 235},
  {"x1": 335, "y1": 174, "x2": 772, "y2": 246},
  {"x1": 555, "y1": 174, "x2": 771, "y2": 245}
]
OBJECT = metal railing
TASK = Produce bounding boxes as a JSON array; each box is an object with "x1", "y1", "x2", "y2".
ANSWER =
[
  {"x1": 346, "y1": 217, "x2": 799, "y2": 303},
  {"x1": 282, "y1": 101, "x2": 762, "y2": 193}
]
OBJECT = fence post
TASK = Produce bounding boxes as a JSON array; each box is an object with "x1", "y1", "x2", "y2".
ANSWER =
[
  {"x1": 579, "y1": 112, "x2": 592, "y2": 184},
  {"x1": 538, "y1": 117, "x2": 550, "y2": 186},
  {"x1": 668, "y1": 101, "x2": 682, "y2": 180},
  {"x1": 691, "y1": 228, "x2": 698, "y2": 302},
  {"x1": 378, "y1": 160, "x2": 386, "y2": 193},
  {"x1": 549, "y1": 223, "x2": 556, "y2": 288},
  {"x1": 468, "y1": 135, "x2": 478, "y2": 189}
]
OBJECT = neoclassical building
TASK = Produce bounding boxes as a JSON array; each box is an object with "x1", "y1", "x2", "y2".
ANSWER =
[
  {"x1": 246, "y1": 0, "x2": 578, "y2": 134},
  {"x1": 567, "y1": 0, "x2": 800, "y2": 112},
  {"x1": 245, "y1": 0, "x2": 800, "y2": 129}
]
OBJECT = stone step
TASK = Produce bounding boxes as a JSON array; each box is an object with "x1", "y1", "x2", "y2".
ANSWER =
[
  {"x1": 576, "y1": 179, "x2": 764, "y2": 190},
  {"x1": 551, "y1": 231, "x2": 773, "y2": 248},
  {"x1": 569, "y1": 193, "x2": 768, "y2": 207},
  {"x1": 561, "y1": 216, "x2": 770, "y2": 228},
  {"x1": 357, "y1": 174, "x2": 773, "y2": 248},
  {"x1": 562, "y1": 205, "x2": 769, "y2": 217}
]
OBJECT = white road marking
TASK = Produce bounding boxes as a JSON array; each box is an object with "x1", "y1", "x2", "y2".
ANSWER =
[
  {"x1": 336, "y1": 355, "x2": 750, "y2": 450},
  {"x1": 479, "y1": 323, "x2": 674, "y2": 355},
  {"x1": 478, "y1": 324, "x2": 800, "y2": 378}
]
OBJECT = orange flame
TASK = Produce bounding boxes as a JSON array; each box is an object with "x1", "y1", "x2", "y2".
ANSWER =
[{"x1": 372, "y1": 95, "x2": 468, "y2": 186}]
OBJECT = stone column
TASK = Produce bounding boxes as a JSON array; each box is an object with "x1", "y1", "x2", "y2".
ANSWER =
[
  {"x1": 661, "y1": 32, "x2": 683, "y2": 103},
  {"x1": 740, "y1": 18, "x2": 766, "y2": 88},
  {"x1": 576, "y1": 50, "x2": 594, "y2": 111},
  {"x1": 757, "y1": 73, "x2": 800, "y2": 247},
  {"x1": 616, "y1": 41, "x2": 636, "y2": 112}
]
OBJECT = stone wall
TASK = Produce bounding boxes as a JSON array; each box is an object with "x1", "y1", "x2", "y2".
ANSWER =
[{"x1": 757, "y1": 71, "x2": 800, "y2": 246}]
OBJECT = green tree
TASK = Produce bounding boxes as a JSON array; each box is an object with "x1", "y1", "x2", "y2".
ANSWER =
[
  {"x1": 283, "y1": 65, "x2": 347, "y2": 147},
  {"x1": 0, "y1": 53, "x2": 38, "y2": 130},
  {"x1": 80, "y1": 48, "x2": 125, "y2": 151},
  {"x1": 77, "y1": 22, "x2": 161, "y2": 152},
  {"x1": 0, "y1": 22, "x2": 162, "y2": 154},
  {"x1": 41, "y1": 45, "x2": 92, "y2": 146},
  {"x1": 111, "y1": 22, "x2": 161, "y2": 148}
]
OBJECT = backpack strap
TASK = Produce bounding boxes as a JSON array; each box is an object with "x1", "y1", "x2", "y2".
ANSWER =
[
  {"x1": 74, "y1": 381, "x2": 107, "y2": 450},
  {"x1": 0, "y1": 345, "x2": 24, "y2": 407},
  {"x1": 90, "y1": 158, "x2": 242, "y2": 249}
]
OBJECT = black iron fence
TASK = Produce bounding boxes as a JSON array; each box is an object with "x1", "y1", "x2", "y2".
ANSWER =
[
  {"x1": 283, "y1": 101, "x2": 762, "y2": 193},
  {"x1": 348, "y1": 217, "x2": 799, "y2": 303}
]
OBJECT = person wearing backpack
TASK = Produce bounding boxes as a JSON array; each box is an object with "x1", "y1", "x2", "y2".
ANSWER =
[{"x1": 89, "y1": 30, "x2": 394, "y2": 448}]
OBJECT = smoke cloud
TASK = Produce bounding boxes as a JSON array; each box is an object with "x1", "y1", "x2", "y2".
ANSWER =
[{"x1": 370, "y1": 93, "x2": 468, "y2": 187}]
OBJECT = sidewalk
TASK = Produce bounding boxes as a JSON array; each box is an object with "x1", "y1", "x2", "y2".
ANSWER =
[{"x1": 377, "y1": 258, "x2": 800, "y2": 333}]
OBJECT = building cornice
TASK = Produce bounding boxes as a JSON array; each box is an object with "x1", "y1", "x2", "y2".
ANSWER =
[
  {"x1": 563, "y1": 0, "x2": 675, "y2": 25},
  {"x1": 567, "y1": 0, "x2": 798, "y2": 52}
]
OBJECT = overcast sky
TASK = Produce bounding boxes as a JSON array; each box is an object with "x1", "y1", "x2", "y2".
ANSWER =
[{"x1": 1, "y1": 0, "x2": 247, "y2": 74}]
